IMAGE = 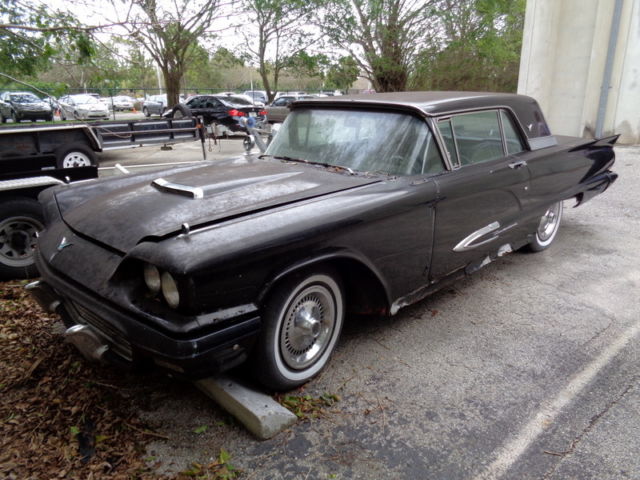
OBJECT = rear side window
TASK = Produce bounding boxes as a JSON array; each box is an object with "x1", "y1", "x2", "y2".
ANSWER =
[{"x1": 500, "y1": 110, "x2": 525, "y2": 154}]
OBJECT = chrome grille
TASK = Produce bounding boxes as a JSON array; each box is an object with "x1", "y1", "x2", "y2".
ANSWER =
[{"x1": 66, "y1": 301, "x2": 133, "y2": 361}]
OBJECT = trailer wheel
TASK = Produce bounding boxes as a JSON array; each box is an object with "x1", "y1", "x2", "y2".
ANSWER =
[
  {"x1": 0, "y1": 198, "x2": 44, "y2": 280},
  {"x1": 56, "y1": 144, "x2": 97, "y2": 168}
]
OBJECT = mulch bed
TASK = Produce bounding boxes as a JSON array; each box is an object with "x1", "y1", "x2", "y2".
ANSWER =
[{"x1": 0, "y1": 280, "x2": 169, "y2": 479}]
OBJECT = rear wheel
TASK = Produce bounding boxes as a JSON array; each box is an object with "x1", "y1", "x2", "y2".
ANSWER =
[
  {"x1": 252, "y1": 268, "x2": 345, "y2": 391},
  {"x1": 526, "y1": 201, "x2": 563, "y2": 252},
  {"x1": 0, "y1": 198, "x2": 44, "y2": 279}
]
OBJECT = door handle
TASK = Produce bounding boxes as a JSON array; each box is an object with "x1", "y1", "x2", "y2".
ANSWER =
[{"x1": 508, "y1": 160, "x2": 527, "y2": 169}]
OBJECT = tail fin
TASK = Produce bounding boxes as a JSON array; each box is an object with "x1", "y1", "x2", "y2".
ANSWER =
[{"x1": 569, "y1": 134, "x2": 620, "y2": 152}]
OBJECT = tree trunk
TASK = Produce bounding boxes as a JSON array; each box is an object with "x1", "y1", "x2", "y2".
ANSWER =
[
  {"x1": 259, "y1": 65, "x2": 274, "y2": 103},
  {"x1": 163, "y1": 68, "x2": 183, "y2": 108}
]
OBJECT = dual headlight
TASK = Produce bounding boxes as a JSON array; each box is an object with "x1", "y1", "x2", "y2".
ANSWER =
[{"x1": 143, "y1": 264, "x2": 180, "y2": 309}]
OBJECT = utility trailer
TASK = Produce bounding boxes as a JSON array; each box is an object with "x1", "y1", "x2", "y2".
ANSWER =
[
  {"x1": 0, "y1": 118, "x2": 207, "y2": 279},
  {"x1": 0, "y1": 117, "x2": 206, "y2": 170}
]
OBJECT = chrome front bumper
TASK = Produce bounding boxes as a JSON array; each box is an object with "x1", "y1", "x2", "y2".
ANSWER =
[{"x1": 26, "y1": 280, "x2": 115, "y2": 362}]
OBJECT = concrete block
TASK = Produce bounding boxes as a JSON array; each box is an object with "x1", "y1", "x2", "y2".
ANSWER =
[{"x1": 195, "y1": 376, "x2": 297, "y2": 440}]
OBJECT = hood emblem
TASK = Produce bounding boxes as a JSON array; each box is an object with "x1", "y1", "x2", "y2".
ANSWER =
[{"x1": 57, "y1": 237, "x2": 73, "y2": 251}]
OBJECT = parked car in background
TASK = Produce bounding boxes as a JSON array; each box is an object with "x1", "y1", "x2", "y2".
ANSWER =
[
  {"x1": 143, "y1": 94, "x2": 187, "y2": 117},
  {"x1": 58, "y1": 94, "x2": 110, "y2": 121},
  {"x1": 0, "y1": 92, "x2": 53, "y2": 122},
  {"x1": 111, "y1": 95, "x2": 136, "y2": 111},
  {"x1": 29, "y1": 91, "x2": 618, "y2": 391},
  {"x1": 98, "y1": 97, "x2": 113, "y2": 111},
  {"x1": 164, "y1": 94, "x2": 267, "y2": 132},
  {"x1": 265, "y1": 94, "x2": 316, "y2": 123},
  {"x1": 243, "y1": 90, "x2": 268, "y2": 104},
  {"x1": 142, "y1": 94, "x2": 167, "y2": 117}
]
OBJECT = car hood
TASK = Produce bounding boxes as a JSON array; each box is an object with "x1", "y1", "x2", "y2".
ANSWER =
[{"x1": 55, "y1": 158, "x2": 381, "y2": 252}]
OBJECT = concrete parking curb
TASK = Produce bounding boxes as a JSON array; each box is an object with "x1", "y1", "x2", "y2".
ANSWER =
[{"x1": 195, "y1": 376, "x2": 297, "y2": 440}]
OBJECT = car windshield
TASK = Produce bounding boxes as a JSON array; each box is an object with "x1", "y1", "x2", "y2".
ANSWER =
[
  {"x1": 71, "y1": 95, "x2": 100, "y2": 104},
  {"x1": 265, "y1": 108, "x2": 440, "y2": 176},
  {"x1": 10, "y1": 93, "x2": 40, "y2": 103}
]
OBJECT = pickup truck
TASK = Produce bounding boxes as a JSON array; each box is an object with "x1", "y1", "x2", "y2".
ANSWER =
[{"x1": 28, "y1": 92, "x2": 618, "y2": 390}]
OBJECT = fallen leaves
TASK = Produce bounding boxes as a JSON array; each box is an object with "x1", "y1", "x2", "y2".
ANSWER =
[
  {"x1": 0, "y1": 281, "x2": 166, "y2": 479},
  {"x1": 276, "y1": 392, "x2": 340, "y2": 420}
]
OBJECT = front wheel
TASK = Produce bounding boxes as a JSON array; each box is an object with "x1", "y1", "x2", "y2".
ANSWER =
[
  {"x1": 253, "y1": 269, "x2": 345, "y2": 391},
  {"x1": 526, "y1": 201, "x2": 563, "y2": 252},
  {"x1": 11, "y1": 111, "x2": 20, "y2": 123},
  {"x1": 0, "y1": 198, "x2": 44, "y2": 280},
  {"x1": 143, "y1": 107, "x2": 150, "y2": 117}
]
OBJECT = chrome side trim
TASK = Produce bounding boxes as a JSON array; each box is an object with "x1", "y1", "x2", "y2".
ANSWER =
[
  {"x1": 0, "y1": 176, "x2": 65, "y2": 192},
  {"x1": 152, "y1": 177, "x2": 204, "y2": 199},
  {"x1": 453, "y1": 221, "x2": 500, "y2": 252},
  {"x1": 454, "y1": 222, "x2": 519, "y2": 252}
]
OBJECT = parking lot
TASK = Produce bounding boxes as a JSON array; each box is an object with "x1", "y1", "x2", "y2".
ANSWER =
[{"x1": 87, "y1": 143, "x2": 640, "y2": 479}]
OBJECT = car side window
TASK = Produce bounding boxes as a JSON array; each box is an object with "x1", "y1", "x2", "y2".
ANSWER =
[
  {"x1": 450, "y1": 111, "x2": 504, "y2": 165},
  {"x1": 500, "y1": 110, "x2": 526, "y2": 154},
  {"x1": 187, "y1": 97, "x2": 205, "y2": 108},
  {"x1": 437, "y1": 119, "x2": 459, "y2": 166},
  {"x1": 273, "y1": 97, "x2": 289, "y2": 107}
]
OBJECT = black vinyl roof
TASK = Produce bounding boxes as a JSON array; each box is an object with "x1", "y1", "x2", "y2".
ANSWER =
[{"x1": 292, "y1": 91, "x2": 551, "y2": 138}]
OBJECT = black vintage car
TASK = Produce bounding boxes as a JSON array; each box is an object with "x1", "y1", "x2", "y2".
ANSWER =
[
  {"x1": 165, "y1": 94, "x2": 267, "y2": 132},
  {"x1": 29, "y1": 92, "x2": 618, "y2": 391}
]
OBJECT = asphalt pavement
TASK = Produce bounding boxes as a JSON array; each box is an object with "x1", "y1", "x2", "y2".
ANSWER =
[{"x1": 94, "y1": 143, "x2": 639, "y2": 479}]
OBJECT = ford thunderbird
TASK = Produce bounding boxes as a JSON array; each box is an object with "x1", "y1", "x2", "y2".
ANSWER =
[{"x1": 28, "y1": 92, "x2": 618, "y2": 390}]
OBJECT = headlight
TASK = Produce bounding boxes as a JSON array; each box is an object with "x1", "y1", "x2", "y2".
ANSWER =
[
  {"x1": 143, "y1": 264, "x2": 161, "y2": 293},
  {"x1": 161, "y1": 272, "x2": 180, "y2": 308}
]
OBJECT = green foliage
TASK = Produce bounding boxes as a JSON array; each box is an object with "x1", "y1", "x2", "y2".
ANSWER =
[
  {"x1": 325, "y1": 56, "x2": 360, "y2": 92},
  {"x1": 0, "y1": 0, "x2": 97, "y2": 76},
  {"x1": 122, "y1": 0, "x2": 224, "y2": 106},
  {"x1": 411, "y1": 0, "x2": 526, "y2": 92},
  {"x1": 321, "y1": 0, "x2": 435, "y2": 92},
  {"x1": 240, "y1": 0, "x2": 324, "y2": 100}
]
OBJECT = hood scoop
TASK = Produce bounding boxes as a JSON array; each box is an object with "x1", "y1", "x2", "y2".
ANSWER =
[{"x1": 152, "y1": 171, "x2": 302, "y2": 199}]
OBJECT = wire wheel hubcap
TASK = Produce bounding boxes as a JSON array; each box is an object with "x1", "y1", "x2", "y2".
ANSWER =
[
  {"x1": 537, "y1": 202, "x2": 562, "y2": 242},
  {"x1": 280, "y1": 286, "x2": 336, "y2": 370}
]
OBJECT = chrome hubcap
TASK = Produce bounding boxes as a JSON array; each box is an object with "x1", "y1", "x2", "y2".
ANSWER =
[
  {"x1": 0, "y1": 217, "x2": 43, "y2": 267},
  {"x1": 280, "y1": 286, "x2": 336, "y2": 370},
  {"x1": 537, "y1": 202, "x2": 561, "y2": 241}
]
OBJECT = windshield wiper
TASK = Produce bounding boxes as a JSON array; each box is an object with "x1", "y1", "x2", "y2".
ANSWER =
[
  {"x1": 259, "y1": 154, "x2": 308, "y2": 163},
  {"x1": 262, "y1": 155, "x2": 356, "y2": 175}
]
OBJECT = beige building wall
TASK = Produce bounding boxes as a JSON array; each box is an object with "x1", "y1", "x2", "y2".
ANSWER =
[{"x1": 518, "y1": 0, "x2": 639, "y2": 144}]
